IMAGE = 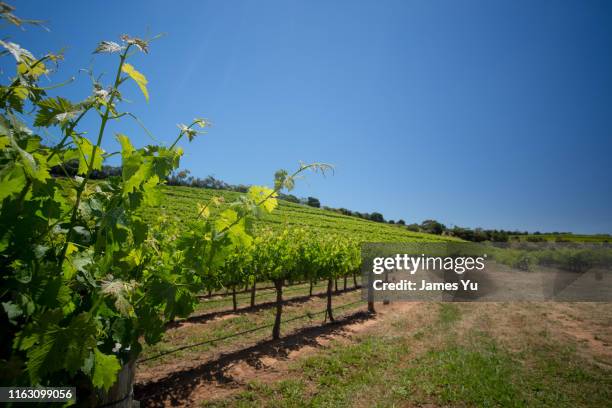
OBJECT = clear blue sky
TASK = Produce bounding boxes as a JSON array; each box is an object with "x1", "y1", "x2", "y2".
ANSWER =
[{"x1": 5, "y1": 1, "x2": 612, "y2": 233}]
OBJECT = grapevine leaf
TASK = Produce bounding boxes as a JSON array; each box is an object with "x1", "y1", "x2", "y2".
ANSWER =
[
  {"x1": 274, "y1": 169, "x2": 289, "y2": 190},
  {"x1": 149, "y1": 147, "x2": 180, "y2": 178},
  {"x1": 74, "y1": 136, "x2": 104, "y2": 175},
  {"x1": 210, "y1": 196, "x2": 225, "y2": 207},
  {"x1": 228, "y1": 218, "x2": 252, "y2": 247},
  {"x1": 92, "y1": 348, "x2": 121, "y2": 391},
  {"x1": 116, "y1": 133, "x2": 135, "y2": 159},
  {"x1": 62, "y1": 148, "x2": 80, "y2": 163},
  {"x1": 0, "y1": 40, "x2": 48, "y2": 78},
  {"x1": 23, "y1": 312, "x2": 97, "y2": 383},
  {"x1": 2, "y1": 301, "x2": 22, "y2": 324},
  {"x1": 123, "y1": 160, "x2": 150, "y2": 196},
  {"x1": 215, "y1": 208, "x2": 238, "y2": 232},
  {"x1": 215, "y1": 209, "x2": 252, "y2": 247},
  {"x1": 197, "y1": 202, "x2": 210, "y2": 218},
  {"x1": 0, "y1": 162, "x2": 26, "y2": 201},
  {"x1": 121, "y1": 63, "x2": 149, "y2": 102},
  {"x1": 13, "y1": 85, "x2": 28, "y2": 100},
  {"x1": 62, "y1": 245, "x2": 93, "y2": 281},
  {"x1": 9, "y1": 137, "x2": 50, "y2": 182},
  {"x1": 248, "y1": 186, "x2": 278, "y2": 213},
  {"x1": 35, "y1": 97, "x2": 78, "y2": 127},
  {"x1": 17, "y1": 57, "x2": 47, "y2": 78},
  {"x1": 142, "y1": 174, "x2": 161, "y2": 205},
  {"x1": 101, "y1": 278, "x2": 136, "y2": 317}
]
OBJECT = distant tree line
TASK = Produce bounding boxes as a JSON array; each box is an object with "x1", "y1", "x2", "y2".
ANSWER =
[
  {"x1": 166, "y1": 169, "x2": 252, "y2": 192},
  {"x1": 320, "y1": 206, "x2": 389, "y2": 223},
  {"x1": 50, "y1": 159, "x2": 122, "y2": 179}
]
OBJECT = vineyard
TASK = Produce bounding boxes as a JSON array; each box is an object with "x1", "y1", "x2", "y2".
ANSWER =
[
  {"x1": 152, "y1": 185, "x2": 453, "y2": 243},
  {"x1": 0, "y1": 5, "x2": 453, "y2": 405},
  {"x1": 1, "y1": 4, "x2": 611, "y2": 407}
]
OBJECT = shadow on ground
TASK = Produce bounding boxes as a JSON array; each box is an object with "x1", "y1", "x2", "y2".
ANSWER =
[{"x1": 135, "y1": 310, "x2": 373, "y2": 407}]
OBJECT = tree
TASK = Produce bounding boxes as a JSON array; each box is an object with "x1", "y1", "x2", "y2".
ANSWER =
[
  {"x1": 370, "y1": 212, "x2": 384, "y2": 223},
  {"x1": 279, "y1": 193, "x2": 300, "y2": 203},
  {"x1": 420, "y1": 219, "x2": 446, "y2": 235},
  {"x1": 307, "y1": 196, "x2": 321, "y2": 208}
]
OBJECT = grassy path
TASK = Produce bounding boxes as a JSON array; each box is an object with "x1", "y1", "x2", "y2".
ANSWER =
[{"x1": 135, "y1": 290, "x2": 612, "y2": 407}]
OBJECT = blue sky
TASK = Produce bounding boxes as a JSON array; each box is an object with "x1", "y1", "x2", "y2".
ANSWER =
[{"x1": 4, "y1": 1, "x2": 612, "y2": 233}]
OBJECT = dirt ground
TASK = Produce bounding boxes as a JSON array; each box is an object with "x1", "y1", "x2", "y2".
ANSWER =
[{"x1": 134, "y1": 299, "x2": 612, "y2": 407}]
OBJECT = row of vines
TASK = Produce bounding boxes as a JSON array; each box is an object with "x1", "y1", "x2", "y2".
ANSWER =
[{"x1": 213, "y1": 227, "x2": 361, "y2": 339}]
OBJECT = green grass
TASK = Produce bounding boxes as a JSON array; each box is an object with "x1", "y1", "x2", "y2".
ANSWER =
[
  {"x1": 150, "y1": 185, "x2": 455, "y2": 243},
  {"x1": 438, "y1": 303, "x2": 462, "y2": 325},
  {"x1": 202, "y1": 303, "x2": 612, "y2": 408},
  {"x1": 402, "y1": 340, "x2": 524, "y2": 407},
  {"x1": 203, "y1": 336, "x2": 410, "y2": 408}
]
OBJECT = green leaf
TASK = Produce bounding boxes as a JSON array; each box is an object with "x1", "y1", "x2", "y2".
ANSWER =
[
  {"x1": 2, "y1": 301, "x2": 22, "y2": 324},
  {"x1": 123, "y1": 160, "x2": 150, "y2": 196},
  {"x1": 22, "y1": 312, "x2": 97, "y2": 383},
  {"x1": 101, "y1": 278, "x2": 136, "y2": 317},
  {"x1": 92, "y1": 348, "x2": 121, "y2": 391},
  {"x1": 4, "y1": 132, "x2": 50, "y2": 182},
  {"x1": 0, "y1": 41, "x2": 46, "y2": 78},
  {"x1": 62, "y1": 243, "x2": 81, "y2": 280},
  {"x1": 14, "y1": 87, "x2": 29, "y2": 102},
  {"x1": 0, "y1": 162, "x2": 27, "y2": 201},
  {"x1": 142, "y1": 174, "x2": 161, "y2": 205},
  {"x1": 248, "y1": 185, "x2": 278, "y2": 213},
  {"x1": 116, "y1": 133, "x2": 135, "y2": 159},
  {"x1": 74, "y1": 136, "x2": 104, "y2": 175},
  {"x1": 121, "y1": 63, "x2": 149, "y2": 102},
  {"x1": 17, "y1": 57, "x2": 47, "y2": 79},
  {"x1": 34, "y1": 97, "x2": 78, "y2": 127},
  {"x1": 0, "y1": 136, "x2": 11, "y2": 150},
  {"x1": 215, "y1": 208, "x2": 238, "y2": 232},
  {"x1": 197, "y1": 202, "x2": 210, "y2": 218},
  {"x1": 274, "y1": 169, "x2": 289, "y2": 190}
]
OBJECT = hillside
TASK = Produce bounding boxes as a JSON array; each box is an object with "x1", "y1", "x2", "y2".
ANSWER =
[{"x1": 151, "y1": 185, "x2": 453, "y2": 243}]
